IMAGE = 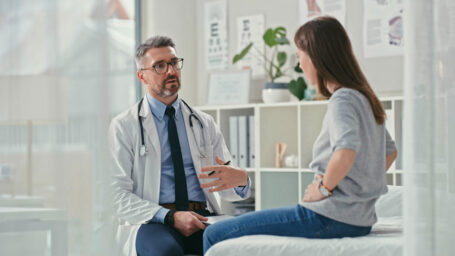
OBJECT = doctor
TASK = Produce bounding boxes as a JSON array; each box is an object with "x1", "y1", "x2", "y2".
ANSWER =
[{"x1": 108, "y1": 36, "x2": 251, "y2": 256}]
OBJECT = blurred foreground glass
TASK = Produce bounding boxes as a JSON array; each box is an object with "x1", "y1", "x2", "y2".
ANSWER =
[
  {"x1": 0, "y1": 0, "x2": 138, "y2": 255},
  {"x1": 403, "y1": 0, "x2": 455, "y2": 255}
]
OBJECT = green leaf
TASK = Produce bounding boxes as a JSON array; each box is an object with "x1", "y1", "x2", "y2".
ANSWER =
[
  {"x1": 275, "y1": 37, "x2": 290, "y2": 45},
  {"x1": 294, "y1": 62, "x2": 303, "y2": 73},
  {"x1": 263, "y1": 27, "x2": 290, "y2": 47},
  {"x1": 289, "y1": 77, "x2": 307, "y2": 101},
  {"x1": 263, "y1": 28, "x2": 277, "y2": 47},
  {"x1": 274, "y1": 27, "x2": 289, "y2": 45},
  {"x1": 275, "y1": 27, "x2": 286, "y2": 37},
  {"x1": 277, "y1": 52, "x2": 287, "y2": 67},
  {"x1": 233, "y1": 42, "x2": 253, "y2": 64}
]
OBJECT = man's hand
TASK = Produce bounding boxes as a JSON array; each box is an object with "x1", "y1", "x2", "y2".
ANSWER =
[
  {"x1": 302, "y1": 175, "x2": 327, "y2": 203},
  {"x1": 173, "y1": 211, "x2": 208, "y2": 237},
  {"x1": 198, "y1": 156, "x2": 248, "y2": 192}
]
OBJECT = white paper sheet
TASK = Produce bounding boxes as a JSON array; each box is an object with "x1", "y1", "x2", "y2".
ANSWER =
[
  {"x1": 299, "y1": 0, "x2": 346, "y2": 27},
  {"x1": 207, "y1": 70, "x2": 250, "y2": 105},
  {"x1": 204, "y1": 0, "x2": 228, "y2": 70},
  {"x1": 203, "y1": 215, "x2": 234, "y2": 225},
  {"x1": 236, "y1": 14, "x2": 265, "y2": 78},
  {"x1": 363, "y1": 0, "x2": 404, "y2": 58}
]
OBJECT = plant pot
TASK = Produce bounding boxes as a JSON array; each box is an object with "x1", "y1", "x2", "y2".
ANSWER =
[{"x1": 262, "y1": 82, "x2": 291, "y2": 103}]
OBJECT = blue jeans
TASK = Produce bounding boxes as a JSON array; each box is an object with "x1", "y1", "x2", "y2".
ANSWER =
[{"x1": 203, "y1": 205, "x2": 371, "y2": 254}]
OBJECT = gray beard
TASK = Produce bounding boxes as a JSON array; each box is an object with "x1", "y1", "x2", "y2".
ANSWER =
[{"x1": 154, "y1": 82, "x2": 180, "y2": 98}]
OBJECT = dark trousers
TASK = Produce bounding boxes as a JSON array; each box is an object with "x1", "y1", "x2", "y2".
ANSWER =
[{"x1": 136, "y1": 209, "x2": 211, "y2": 256}]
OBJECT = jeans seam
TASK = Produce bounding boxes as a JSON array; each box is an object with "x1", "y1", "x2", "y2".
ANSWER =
[
  {"x1": 315, "y1": 219, "x2": 333, "y2": 238},
  {"x1": 219, "y1": 218, "x2": 303, "y2": 241}
]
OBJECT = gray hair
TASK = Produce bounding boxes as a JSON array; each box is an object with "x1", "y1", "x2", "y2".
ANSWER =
[{"x1": 135, "y1": 36, "x2": 176, "y2": 68}]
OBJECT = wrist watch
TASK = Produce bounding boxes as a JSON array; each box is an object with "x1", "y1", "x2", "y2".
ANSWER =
[
  {"x1": 318, "y1": 179, "x2": 332, "y2": 196},
  {"x1": 164, "y1": 210, "x2": 176, "y2": 227}
]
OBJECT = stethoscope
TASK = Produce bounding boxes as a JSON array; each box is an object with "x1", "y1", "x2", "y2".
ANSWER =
[{"x1": 137, "y1": 97, "x2": 208, "y2": 159}]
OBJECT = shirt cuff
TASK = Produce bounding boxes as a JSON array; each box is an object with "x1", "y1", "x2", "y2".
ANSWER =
[
  {"x1": 149, "y1": 207, "x2": 170, "y2": 224},
  {"x1": 234, "y1": 178, "x2": 250, "y2": 198}
]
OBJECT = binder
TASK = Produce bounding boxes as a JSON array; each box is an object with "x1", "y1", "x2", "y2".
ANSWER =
[
  {"x1": 229, "y1": 116, "x2": 239, "y2": 166},
  {"x1": 238, "y1": 115, "x2": 248, "y2": 168},
  {"x1": 248, "y1": 115, "x2": 255, "y2": 168}
]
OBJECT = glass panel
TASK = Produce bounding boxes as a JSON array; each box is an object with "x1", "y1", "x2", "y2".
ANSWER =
[
  {"x1": 301, "y1": 172, "x2": 315, "y2": 198},
  {"x1": 396, "y1": 173, "x2": 402, "y2": 186},
  {"x1": 386, "y1": 173, "x2": 394, "y2": 185},
  {"x1": 300, "y1": 105, "x2": 327, "y2": 168},
  {"x1": 261, "y1": 172, "x2": 298, "y2": 210},
  {"x1": 0, "y1": 0, "x2": 138, "y2": 254},
  {"x1": 260, "y1": 106, "x2": 298, "y2": 168}
]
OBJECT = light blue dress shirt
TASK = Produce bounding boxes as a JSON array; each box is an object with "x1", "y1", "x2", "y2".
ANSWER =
[{"x1": 147, "y1": 94, "x2": 249, "y2": 223}]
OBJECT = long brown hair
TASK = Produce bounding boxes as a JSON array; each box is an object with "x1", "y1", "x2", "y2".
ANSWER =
[{"x1": 294, "y1": 16, "x2": 385, "y2": 124}]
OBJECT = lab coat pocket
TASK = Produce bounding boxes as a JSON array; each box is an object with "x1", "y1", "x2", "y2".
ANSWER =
[{"x1": 200, "y1": 144, "x2": 214, "y2": 168}]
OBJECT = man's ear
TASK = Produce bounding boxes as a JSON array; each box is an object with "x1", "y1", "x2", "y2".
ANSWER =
[{"x1": 137, "y1": 71, "x2": 143, "y2": 81}]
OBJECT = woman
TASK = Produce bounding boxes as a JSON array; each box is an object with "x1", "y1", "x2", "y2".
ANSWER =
[{"x1": 202, "y1": 16, "x2": 398, "y2": 254}]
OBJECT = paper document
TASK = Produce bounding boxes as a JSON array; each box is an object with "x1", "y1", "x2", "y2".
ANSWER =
[{"x1": 203, "y1": 215, "x2": 234, "y2": 225}]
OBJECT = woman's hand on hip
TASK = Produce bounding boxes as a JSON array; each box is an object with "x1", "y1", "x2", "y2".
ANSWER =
[{"x1": 303, "y1": 175, "x2": 327, "y2": 202}]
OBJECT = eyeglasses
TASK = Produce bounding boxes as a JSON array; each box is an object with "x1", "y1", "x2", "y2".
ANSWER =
[{"x1": 140, "y1": 58, "x2": 184, "y2": 74}]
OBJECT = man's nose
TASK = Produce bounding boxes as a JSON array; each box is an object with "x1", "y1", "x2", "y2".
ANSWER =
[{"x1": 166, "y1": 64, "x2": 177, "y2": 75}]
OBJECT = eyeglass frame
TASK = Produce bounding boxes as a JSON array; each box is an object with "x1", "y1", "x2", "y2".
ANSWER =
[{"x1": 139, "y1": 58, "x2": 184, "y2": 74}]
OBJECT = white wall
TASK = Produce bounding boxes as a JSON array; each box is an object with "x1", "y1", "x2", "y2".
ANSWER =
[
  {"x1": 144, "y1": 0, "x2": 404, "y2": 106},
  {"x1": 141, "y1": 0, "x2": 198, "y2": 105}
]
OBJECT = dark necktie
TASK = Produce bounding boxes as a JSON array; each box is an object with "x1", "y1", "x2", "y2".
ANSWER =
[{"x1": 165, "y1": 106, "x2": 189, "y2": 210}]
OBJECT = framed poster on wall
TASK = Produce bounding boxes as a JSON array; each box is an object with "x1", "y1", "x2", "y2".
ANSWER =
[{"x1": 207, "y1": 70, "x2": 251, "y2": 105}]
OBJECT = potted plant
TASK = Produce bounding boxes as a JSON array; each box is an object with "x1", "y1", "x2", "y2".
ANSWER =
[{"x1": 233, "y1": 26, "x2": 308, "y2": 102}]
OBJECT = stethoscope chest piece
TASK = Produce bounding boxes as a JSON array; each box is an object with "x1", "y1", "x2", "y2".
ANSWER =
[{"x1": 140, "y1": 145, "x2": 147, "y2": 156}]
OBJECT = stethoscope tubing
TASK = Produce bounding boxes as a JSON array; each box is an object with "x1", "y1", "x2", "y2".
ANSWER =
[{"x1": 137, "y1": 97, "x2": 207, "y2": 158}]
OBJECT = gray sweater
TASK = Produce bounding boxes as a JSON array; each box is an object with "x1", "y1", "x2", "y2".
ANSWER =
[{"x1": 301, "y1": 88, "x2": 397, "y2": 227}]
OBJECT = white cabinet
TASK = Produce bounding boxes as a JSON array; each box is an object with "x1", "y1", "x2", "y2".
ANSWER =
[{"x1": 197, "y1": 97, "x2": 403, "y2": 215}]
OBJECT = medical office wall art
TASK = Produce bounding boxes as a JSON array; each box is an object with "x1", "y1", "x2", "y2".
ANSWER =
[
  {"x1": 299, "y1": 0, "x2": 346, "y2": 27},
  {"x1": 363, "y1": 0, "x2": 404, "y2": 58},
  {"x1": 204, "y1": 0, "x2": 229, "y2": 70},
  {"x1": 235, "y1": 14, "x2": 265, "y2": 78}
]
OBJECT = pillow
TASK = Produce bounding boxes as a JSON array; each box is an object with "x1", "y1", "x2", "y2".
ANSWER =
[{"x1": 375, "y1": 185, "x2": 403, "y2": 217}]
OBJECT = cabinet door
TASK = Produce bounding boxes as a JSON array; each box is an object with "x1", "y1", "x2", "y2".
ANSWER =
[
  {"x1": 300, "y1": 171, "x2": 315, "y2": 198},
  {"x1": 260, "y1": 172, "x2": 298, "y2": 210},
  {"x1": 259, "y1": 106, "x2": 298, "y2": 168},
  {"x1": 300, "y1": 105, "x2": 327, "y2": 168}
]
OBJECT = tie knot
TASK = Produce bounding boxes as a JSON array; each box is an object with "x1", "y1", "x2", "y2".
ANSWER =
[{"x1": 165, "y1": 106, "x2": 175, "y2": 117}]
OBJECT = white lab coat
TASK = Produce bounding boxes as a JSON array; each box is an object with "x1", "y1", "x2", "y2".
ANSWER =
[{"x1": 108, "y1": 97, "x2": 250, "y2": 256}]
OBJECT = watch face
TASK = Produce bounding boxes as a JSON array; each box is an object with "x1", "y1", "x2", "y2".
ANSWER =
[
  {"x1": 318, "y1": 180, "x2": 329, "y2": 196},
  {"x1": 319, "y1": 186, "x2": 329, "y2": 196}
]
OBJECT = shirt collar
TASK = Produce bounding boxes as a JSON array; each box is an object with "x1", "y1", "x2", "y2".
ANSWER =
[{"x1": 146, "y1": 93, "x2": 181, "y2": 121}]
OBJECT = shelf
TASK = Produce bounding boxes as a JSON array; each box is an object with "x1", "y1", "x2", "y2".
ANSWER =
[
  {"x1": 196, "y1": 97, "x2": 403, "y2": 111},
  {"x1": 259, "y1": 105, "x2": 298, "y2": 168},
  {"x1": 300, "y1": 104, "x2": 327, "y2": 168},
  {"x1": 198, "y1": 97, "x2": 404, "y2": 211},
  {"x1": 261, "y1": 172, "x2": 299, "y2": 210},
  {"x1": 257, "y1": 168, "x2": 299, "y2": 172},
  {"x1": 197, "y1": 103, "x2": 257, "y2": 111}
]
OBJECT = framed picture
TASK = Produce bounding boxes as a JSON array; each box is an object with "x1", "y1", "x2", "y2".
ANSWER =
[{"x1": 207, "y1": 70, "x2": 251, "y2": 105}]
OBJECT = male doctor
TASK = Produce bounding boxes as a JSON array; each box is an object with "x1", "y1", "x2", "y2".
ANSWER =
[{"x1": 108, "y1": 35, "x2": 251, "y2": 256}]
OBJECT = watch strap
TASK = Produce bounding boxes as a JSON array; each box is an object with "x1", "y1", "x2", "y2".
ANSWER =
[
  {"x1": 164, "y1": 209, "x2": 176, "y2": 227},
  {"x1": 318, "y1": 179, "x2": 332, "y2": 196}
]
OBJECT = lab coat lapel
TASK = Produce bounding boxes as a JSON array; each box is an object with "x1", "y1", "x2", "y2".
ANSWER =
[{"x1": 138, "y1": 97, "x2": 160, "y2": 155}]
